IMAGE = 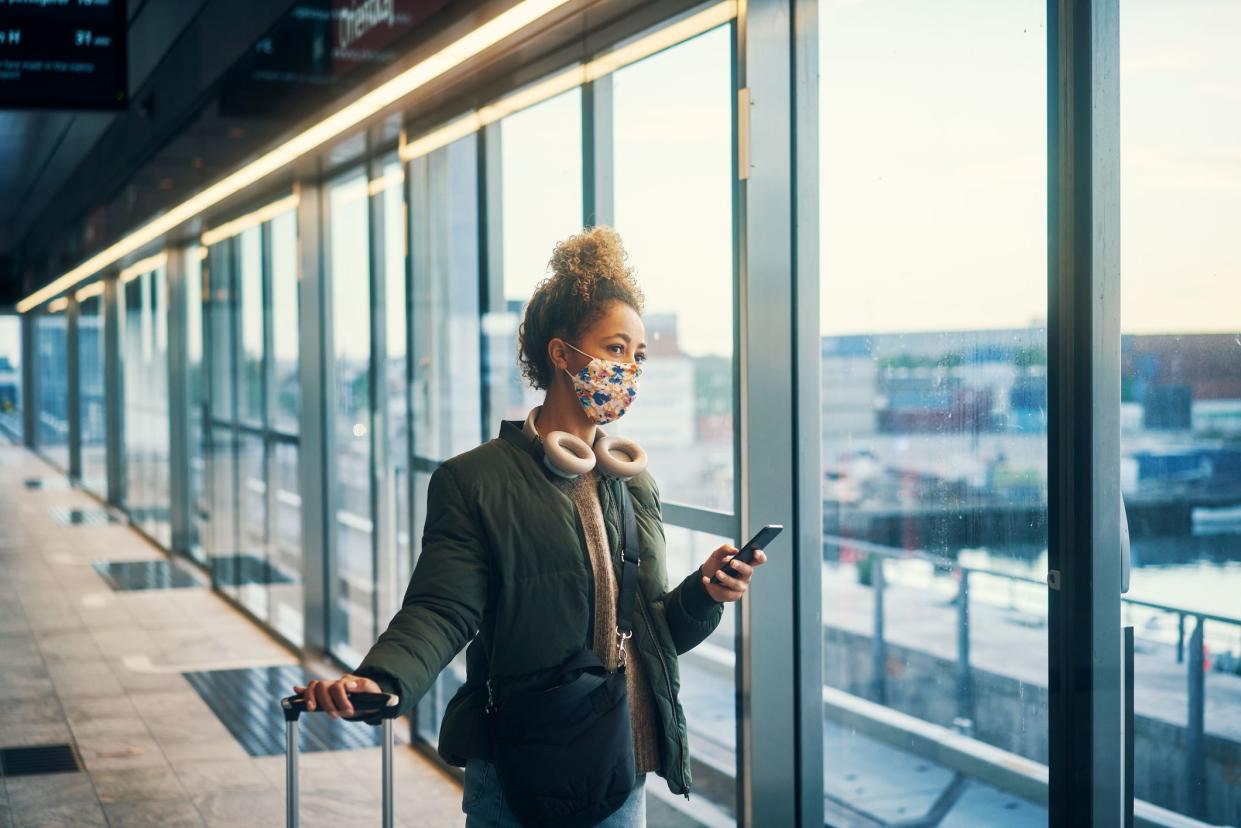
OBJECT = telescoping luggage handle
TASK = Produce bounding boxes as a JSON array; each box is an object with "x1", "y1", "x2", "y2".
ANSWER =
[{"x1": 279, "y1": 691, "x2": 401, "y2": 828}]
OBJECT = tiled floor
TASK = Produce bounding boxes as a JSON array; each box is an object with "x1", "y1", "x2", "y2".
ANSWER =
[{"x1": 0, "y1": 442, "x2": 465, "y2": 827}]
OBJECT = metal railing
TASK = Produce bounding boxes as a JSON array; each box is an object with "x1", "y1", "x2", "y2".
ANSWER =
[{"x1": 824, "y1": 532, "x2": 1241, "y2": 819}]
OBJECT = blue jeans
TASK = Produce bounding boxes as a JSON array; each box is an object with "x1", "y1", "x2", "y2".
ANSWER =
[{"x1": 462, "y1": 757, "x2": 646, "y2": 827}]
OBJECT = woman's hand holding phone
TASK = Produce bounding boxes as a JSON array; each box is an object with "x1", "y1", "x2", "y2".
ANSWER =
[{"x1": 699, "y1": 543, "x2": 768, "y2": 603}]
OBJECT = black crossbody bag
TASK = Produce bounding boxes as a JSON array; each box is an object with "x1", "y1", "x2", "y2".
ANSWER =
[{"x1": 483, "y1": 486, "x2": 642, "y2": 828}]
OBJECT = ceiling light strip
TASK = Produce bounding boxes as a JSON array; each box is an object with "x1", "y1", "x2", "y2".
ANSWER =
[
  {"x1": 75, "y1": 282, "x2": 106, "y2": 302},
  {"x1": 201, "y1": 193, "x2": 300, "y2": 247},
  {"x1": 119, "y1": 252, "x2": 168, "y2": 284},
  {"x1": 17, "y1": 0, "x2": 573, "y2": 313},
  {"x1": 367, "y1": 168, "x2": 406, "y2": 196},
  {"x1": 400, "y1": 0, "x2": 736, "y2": 164},
  {"x1": 46, "y1": 297, "x2": 69, "y2": 313}
]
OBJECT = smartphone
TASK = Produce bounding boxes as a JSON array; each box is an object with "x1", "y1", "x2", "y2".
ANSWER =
[{"x1": 710, "y1": 524, "x2": 782, "y2": 585}]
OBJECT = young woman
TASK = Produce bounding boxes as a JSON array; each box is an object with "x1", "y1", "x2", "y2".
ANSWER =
[{"x1": 294, "y1": 225, "x2": 766, "y2": 826}]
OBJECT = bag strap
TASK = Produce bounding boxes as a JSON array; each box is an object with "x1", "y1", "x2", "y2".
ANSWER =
[{"x1": 614, "y1": 485, "x2": 641, "y2": 667}]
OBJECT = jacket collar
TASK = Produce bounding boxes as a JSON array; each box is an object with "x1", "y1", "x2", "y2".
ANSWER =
[{"x1": 497, "y1": 418, "x2": 537, "y2": 457}]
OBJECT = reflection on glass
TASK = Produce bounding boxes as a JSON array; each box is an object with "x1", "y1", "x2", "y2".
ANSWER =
[
  {"x1": 487, "y1": 89, "x2": 582, "y2": 423},
  {"x1": 408, "y1": 135, "x2": 481, "y2": 746},
  {"x1": 78, "y1": 294, "x2": 107, "y2": 495},
  {"x1": 820, "y1": 1, "x2": 1048, "y2": 824},
  {"x1": 1121, "y1": 3, "x2": 1241, "y2": 821},
  {"x1": 612, "y1": 25, "x2": 734, "y2": 515},
  {"x1": 35, "y1": 312, "x2": 70, "y2": 469},
  {"x1": 329, "y1": 170, "x2": 376, "y2": 665}
]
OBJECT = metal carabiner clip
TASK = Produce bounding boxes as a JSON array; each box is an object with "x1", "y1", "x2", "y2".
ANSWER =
[{"x1": 615, "y1": 626, "x2": 633, "y2": 670}]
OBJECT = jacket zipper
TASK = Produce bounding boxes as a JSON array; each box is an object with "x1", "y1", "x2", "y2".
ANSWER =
[
  {"x1": 635, "y1": 594, "x2": 692, "y2": 800},
  {"x1": 610, "y1": 478, "x2": 692, "y2": 801}
]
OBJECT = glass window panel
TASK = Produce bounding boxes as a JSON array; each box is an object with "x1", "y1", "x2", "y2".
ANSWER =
[
  {"x1": 186, "y1": 246, "x2": 207, "y2": 564},
  {"x1": 237, "y1": 431, "x2": 268, "y2": 619},
  {"x1": 150, "y1": 268, "x2": 171, "y2": 547},
  {"x1": 612, "y1": 25, "x2": 735, "y2": 514},
  {"x1": 238, "y1": 226, "x2": 265, "y2": 427},
  {"x1": 209, "y1": 423, "x2": 239, "y2": 597},
  {"x1": 205, "y1": 242, "x2": 241, "y2": 598},
  {"x1": 120, "y1": 268, "x2": 171, "y2": 547},
  {"x1": 35, "y1": 312, "x2": 69, "y2": 469},
  {"x1": 0, "y1": 315, "x2": 20, "y2": 437},
  {"x1": 78, "y1": 295, "x2": 107, "y2": 496},
  {"x1": 328, "y1": 170, "x2": 376, "y2": 665},
  {"x1": 121, "y1": 276, "x2": 144, "y2": 517},
  {"x1": 663, "y1": 524, "x2": 737, "y2": 820},
  {"x1": 486, "y1": 89, "x2": 582, "y2": 423},
  {"x1": 408, "y1": 133, "x2": 481, "y2": 743},
  {"x1": 271, "y1": 440, "x2": 303, "y2": 646},
  {"x1": 410, "y1": 135, "x2": 482, "y2": 466},
  {"x1": 820, "y1": 2, "x2": 1049, "y2": 825},
  {"x1": 378, "y1": 156, "x2": 410, "y2": 612},
  {"x1": 1121, "y1": 3, "x2": 1241, "y2": 821},
  {"x1": 271, "y1": 210, "x2": 300, "y2": 434},
  {"x1": 207, "y1": 243, "x2": 235, "y2": 419}
]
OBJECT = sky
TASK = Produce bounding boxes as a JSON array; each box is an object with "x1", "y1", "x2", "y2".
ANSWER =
[{"x1": 819, "y1": 0, "x2": 1241, "y2": 336}]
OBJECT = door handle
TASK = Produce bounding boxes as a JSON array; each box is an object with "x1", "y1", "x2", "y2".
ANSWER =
[{"x1": 1120, "y1": 495, "x2": 1131, "y2": 594}]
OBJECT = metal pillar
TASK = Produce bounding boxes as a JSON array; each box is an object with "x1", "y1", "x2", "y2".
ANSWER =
[
  {"x1": 103, "y1": 277, "x2": 126, "y2": 507},
  {"x1": 296, "y1": 179, "x2": 331, "y2": 656},
  {"x1": 1047, "y1": 0, "x2": 1123, "y2": 824},
  {"x1": 167, "y1": 247, "x2": 194, "y2": 556},
  {"x1": 737, "y1": 0, "x2": 822, "y2": 825},
  {"x1": 20, "y1": 311, "x2": 36, "y2": 447},
  {"x1": 67, "y1": 297, "x2": 81, "y2": 481}
]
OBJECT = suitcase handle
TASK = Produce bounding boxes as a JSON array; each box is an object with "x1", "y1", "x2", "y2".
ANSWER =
[
  {"x1": 280, "y1": 691, "x2": 401, "y2": 722},
  {"x1": 282, "y1": 691, "x2": 401, "y2": 827}
]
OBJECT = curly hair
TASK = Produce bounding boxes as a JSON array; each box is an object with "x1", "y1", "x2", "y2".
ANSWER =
[{"x1": 517, "y1": 225, "x2": 646, "y2": 391}]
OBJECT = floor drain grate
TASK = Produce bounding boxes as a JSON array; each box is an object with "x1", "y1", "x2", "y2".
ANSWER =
[
  {"x1": 183, "y1": 665, "x2": 385, "y2": 757},
  {"x1": 211, "y1": 553, "x2": 295, "y2": 587},
  {"x1": 0, "y1": 744, "x2": 82, "y2": 777},
  {"x1": 92, "y1": 560, "x2": 202, "y2": 591},
  {"x1": 50, "y1": 506, "x2": 120, "y2": 526}
]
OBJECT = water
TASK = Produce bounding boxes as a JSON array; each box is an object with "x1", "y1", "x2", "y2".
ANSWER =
[{"x1": 877, "y1": 532, "x2": 1241, "y2": 658}]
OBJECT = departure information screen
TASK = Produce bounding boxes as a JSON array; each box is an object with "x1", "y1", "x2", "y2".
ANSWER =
[{"x1": 0, "y1": 0, "x2": 127, "y2": 111}]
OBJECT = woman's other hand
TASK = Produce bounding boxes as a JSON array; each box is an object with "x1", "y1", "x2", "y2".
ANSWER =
[
  {"x1": 699, "y1": 543, "x2": 768, "y2": 603},
  {"x1": 292, "y1": 674, "x2": 382, "y2": 720}
]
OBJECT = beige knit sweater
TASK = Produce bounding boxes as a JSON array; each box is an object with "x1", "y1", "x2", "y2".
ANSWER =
[{"x1": 549, "y1": 468, "x2": 663, "y2": 775}]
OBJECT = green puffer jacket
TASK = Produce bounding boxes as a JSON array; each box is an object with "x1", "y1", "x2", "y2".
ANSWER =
[{"x1": 352, "y1": 418, "x2": 725, "y2": 797}]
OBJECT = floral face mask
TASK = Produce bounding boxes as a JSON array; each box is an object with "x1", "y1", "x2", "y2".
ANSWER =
[{"x1": 561, "y1": 341, "x2": 642, "y2": 424}]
